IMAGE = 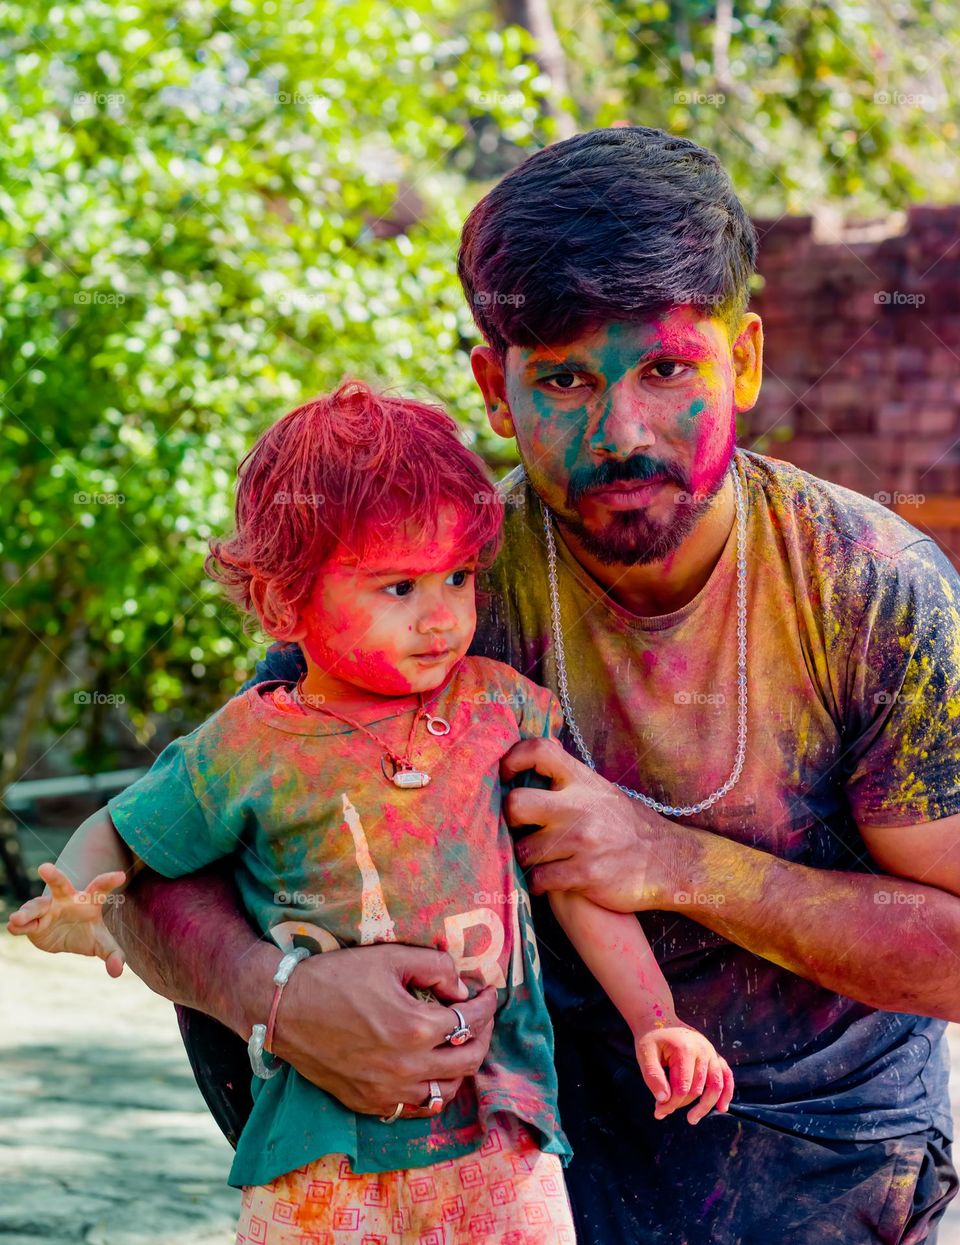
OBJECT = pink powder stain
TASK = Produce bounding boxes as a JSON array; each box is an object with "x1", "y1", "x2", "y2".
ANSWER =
[
  {"x1": 652, "y1": 306, "x2": 738, "y2": 501},
  {"x1": 294, "y1": 505, "x2": 480, "y2": 700},
  {"x1": 386, "y1": 812, "x2": 442, "y2": 850}
]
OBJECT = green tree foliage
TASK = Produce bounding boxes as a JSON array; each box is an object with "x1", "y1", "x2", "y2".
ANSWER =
[
  {"x1": 561, "y1": 0, "x2": 960, "y2": 214},
  {"x1": 2, "y1": 0, "x2": 958, "y2": 797},
  {"x1": 0, "y1": 0, "x2": 544, "y2": 784}
]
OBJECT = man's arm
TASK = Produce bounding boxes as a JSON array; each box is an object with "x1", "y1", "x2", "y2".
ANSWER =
[
  {"x1": 504, "y1": 738, "x2": 960, "y2": 1023},
  {"x1": 102, "y1": 833, "x2": 499, "y2": 1118},
  {"x1": 103, "y1": 854, "x2": 279, "y2": 1032},
  {"x1": 655, "y1": 812, "x2": 960, "y2": 1021}
]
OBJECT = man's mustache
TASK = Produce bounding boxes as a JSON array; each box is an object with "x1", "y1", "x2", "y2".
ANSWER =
[{"x1": 567, "y1": 457, "x2": 687, "y2": 506}]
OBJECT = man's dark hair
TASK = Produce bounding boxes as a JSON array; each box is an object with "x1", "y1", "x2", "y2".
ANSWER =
[{"x1": 458, "y1": 126, "x2": 757, "y2": 358}]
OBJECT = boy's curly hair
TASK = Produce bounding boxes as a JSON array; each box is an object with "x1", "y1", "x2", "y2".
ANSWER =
[{"x1": 205, "y1": 380, "x2": 504, "y2": 639}]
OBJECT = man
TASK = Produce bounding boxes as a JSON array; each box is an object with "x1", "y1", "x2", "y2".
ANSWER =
[{"x1": 104, "y1": 127, "x2": 960, "y2": 1242}]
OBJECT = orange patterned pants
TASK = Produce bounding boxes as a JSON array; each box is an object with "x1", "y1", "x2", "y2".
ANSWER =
[{"x1": 235, "y1": 1112, "x2": 576, "y2": 1244}]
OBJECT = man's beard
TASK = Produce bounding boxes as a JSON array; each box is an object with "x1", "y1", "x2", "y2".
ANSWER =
[{"x1": 559, "y1": 450, "x2": 732, "y2": 567}]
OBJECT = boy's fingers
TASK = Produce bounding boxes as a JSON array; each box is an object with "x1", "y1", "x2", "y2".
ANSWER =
[
  {"x1": 37, "y1": 861, "x2": 78, "y2": 900},
  {"x1": 689, "y1": 1054, "x2": 709, "y2": 1100},
  {"x1": 8, "y1": 896, "x2": 51, "y2": 927},
  {"x1": 669, "y1": 1045, "x2": 695, "y2": 1097},
  {"x1": 636, "y1": 1041, "x2": 671, "y2": 1105},
  {"x1": 7, "y1": 913, "x2": 37, "y2": 934},
  {"x1": 718, "y1": 1063, "x2": 736, "y2": 1112},
  {"x1": 86, "y1": 870, "x2": 128, "y2": 899},
  {"x1": 103, "y1": 950, "x2": 126, "y2": 978},
  {"x1": 687, "y1": 1062, "x2": 725, "y2": 1125}
]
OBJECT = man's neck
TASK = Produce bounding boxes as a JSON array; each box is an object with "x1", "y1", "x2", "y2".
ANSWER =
[{"x1": 554, "y1": 472, "x2": 736, "y2": 618}]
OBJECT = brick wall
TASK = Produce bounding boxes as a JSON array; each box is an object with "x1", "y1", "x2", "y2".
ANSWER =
[{"x1": 743, "y1": 206, "x2": 960, "y2": 567}]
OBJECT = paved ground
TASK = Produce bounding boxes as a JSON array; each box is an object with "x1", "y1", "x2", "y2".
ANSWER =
[
  {"x1": 1, "y1": 929, "x2": 239, "y2": 1244},
  {"x1": 2, "y1": 926, "x2": 960, "y2": 1243}
]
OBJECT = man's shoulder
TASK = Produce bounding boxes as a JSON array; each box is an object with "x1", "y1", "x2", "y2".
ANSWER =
[
  {"x1": 741, "y1": 449, "x2": 935, "y2": 568},
  {"x1": 496, "y1": 463, "x2": 530, "y2": 505},
  {"x1": 492, "y1": 464, "x2": 545, "y2": 560}
]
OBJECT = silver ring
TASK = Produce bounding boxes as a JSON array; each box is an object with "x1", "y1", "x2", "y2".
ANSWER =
[
  {"x1": 444, "y1": 1005, "x2": 472, "y2": 1047},
  {"x1": 424, "y1": 1079, "x2": 443, "y2": 1113},
  {"x1": 379, "y1": 1101, "x2": 405, "y2": 1124}
]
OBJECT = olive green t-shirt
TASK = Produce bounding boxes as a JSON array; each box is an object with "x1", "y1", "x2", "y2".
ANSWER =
[{"x1": 469, "y1": 448, "x2": 960, "y2": 1142}]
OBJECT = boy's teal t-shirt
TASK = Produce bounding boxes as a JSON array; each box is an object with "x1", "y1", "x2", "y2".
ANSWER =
[{"x1": 107, "y1": 654, "x2": 571, "y2": 1187}]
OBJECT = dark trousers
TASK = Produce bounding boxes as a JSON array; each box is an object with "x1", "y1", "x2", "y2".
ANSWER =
[
  {"x1": 177, "y1": 1005, "x2": 958, "y2": 1243},
  {"x1": 555, "y1": 1036, "x2": 958, "y2": 1245}
]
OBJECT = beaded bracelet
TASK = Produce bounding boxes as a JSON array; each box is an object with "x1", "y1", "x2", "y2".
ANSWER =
[{"x1": 247, "y1": 946, "x2": 312, "y2": 1080}]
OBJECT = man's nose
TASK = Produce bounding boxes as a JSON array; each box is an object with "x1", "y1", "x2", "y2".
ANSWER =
[{"x1": 588, "y1": 383, "x2": 656, "y2": 460}]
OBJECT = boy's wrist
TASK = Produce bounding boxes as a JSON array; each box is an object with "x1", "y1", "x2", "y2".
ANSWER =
[{"x1": 630, "y1": 1007, "x2": 682, "y2": 1039}]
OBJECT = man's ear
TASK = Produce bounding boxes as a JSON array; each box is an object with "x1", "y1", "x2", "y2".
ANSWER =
[
  {"x1": 731, "y1": 313, "x2": 763, "y2": 414},
  {"x1": 470, "y1": 345, "x2": 515, "y2": 438}
]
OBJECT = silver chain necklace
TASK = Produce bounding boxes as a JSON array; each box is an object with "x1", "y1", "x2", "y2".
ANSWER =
[{"x1": 540, "y1": 455, "x2": 748, "y2": 817}]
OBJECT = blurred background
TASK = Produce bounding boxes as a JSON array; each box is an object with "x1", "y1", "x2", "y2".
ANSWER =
[{"x1": 2, "y1": 1, "x2": 960, "y2": 1241}]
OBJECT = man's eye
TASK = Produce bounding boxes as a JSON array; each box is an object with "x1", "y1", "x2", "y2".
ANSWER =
[
  {"x1": 543, "y1": 372, "x2": 588, "y2": 392},
  {"x1": 649, "y1": 361, "x2": 688, "y2": 380},
  {"x1": 384, "y1": 580, "x2": 416, "y2": 598},
  {"x1": 446, "y1": 569, "x2": 473, "y2": 587}
]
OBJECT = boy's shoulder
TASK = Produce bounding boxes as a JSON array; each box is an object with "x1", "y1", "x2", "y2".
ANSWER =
[
  {"x1": 459, "y1": 653, "x2": 547, "y2": 697},
  {"x1": 164, "y1": 687, "x2": 267, "y2": 760},
  {"x1": 457, "y1": 655, "x2": 559, "y2": 732}
]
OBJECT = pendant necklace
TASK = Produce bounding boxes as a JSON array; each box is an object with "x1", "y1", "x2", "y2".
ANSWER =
[{"x1": 293, "y1": 676, "x2": 451, "y2": 790}]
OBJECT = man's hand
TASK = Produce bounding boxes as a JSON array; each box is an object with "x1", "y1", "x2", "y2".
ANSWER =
[
  {"x1": 502, "y1": 737, "x2": 682, "y2": 912},
  {"x1": 270, "y1": 943, "x2": 498, "y2": 1119}
]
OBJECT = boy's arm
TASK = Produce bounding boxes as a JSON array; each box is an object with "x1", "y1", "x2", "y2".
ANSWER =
[
  {"x1": 546, "y1": 890, "x2": 676, "y2": 1036},
  {"x1": 53, "y1": 805, "x2": 142, "y2": 888},
  {"x1": 547, "y1": 891, "x2": 734, "y2": 1124}
]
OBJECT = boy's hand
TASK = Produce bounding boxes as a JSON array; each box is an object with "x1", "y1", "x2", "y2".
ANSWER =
[
  {"x1": 6, "y1": 862, "x2": 128, "y2": 977},
  {"x1": 635, "y1": 1021, "x2": 735, "y2": 1126}
]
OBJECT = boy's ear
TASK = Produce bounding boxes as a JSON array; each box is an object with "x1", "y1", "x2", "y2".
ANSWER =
[
  {"x1": 471, "y1": 346, "x2": 514, "y2": 438},
  {"x1": 250, "y1": 578, "x2": 303, "y2": 641}
]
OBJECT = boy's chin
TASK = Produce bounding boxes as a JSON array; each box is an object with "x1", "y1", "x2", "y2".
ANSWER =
[{"x1": 404, "y1": 654, "x2": 460, "y2": 688}]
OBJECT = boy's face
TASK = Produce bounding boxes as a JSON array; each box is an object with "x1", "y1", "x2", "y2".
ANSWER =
[
  {"x1": 471, "y1": 306, "x2": 762, "y2": 565},
  {"x1": 290, "y1": 506, "x2": 480, "y2": 699}
]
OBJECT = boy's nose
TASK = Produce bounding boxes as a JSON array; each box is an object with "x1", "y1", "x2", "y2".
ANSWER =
[{"x1": 416, "y1": 597, "x2": 458, "y2": 634}]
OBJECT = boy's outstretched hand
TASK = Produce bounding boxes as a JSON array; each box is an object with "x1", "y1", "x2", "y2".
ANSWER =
[
  {"x1": 636, "y1": 1021, "x2": 735, "y2": 1126},
  {"x1": 6, "y1": 862, "x2": 128, "y2": 977}
]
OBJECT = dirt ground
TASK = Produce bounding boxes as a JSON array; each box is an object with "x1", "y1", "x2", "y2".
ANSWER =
[{"x1": 2, "y1": 927, "x2": 959, "y2": 1244}]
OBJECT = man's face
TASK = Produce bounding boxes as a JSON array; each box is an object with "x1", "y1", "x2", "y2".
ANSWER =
[{"x1": 474, "y1": 306, "x2": 761, "y2": 566}]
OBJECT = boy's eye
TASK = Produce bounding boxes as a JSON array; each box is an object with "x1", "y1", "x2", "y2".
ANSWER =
[
  {"x1": 384, "y1": 568, "x2": 474, "y2": 597},
  {"x1": 384, "y1": 579, "x2": 416, "y2": 598}
]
